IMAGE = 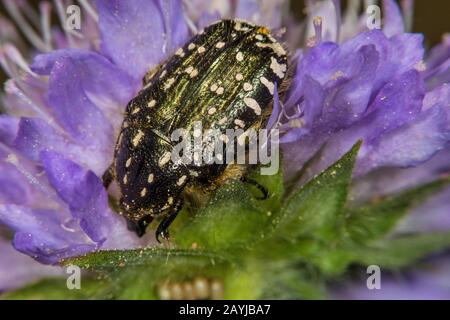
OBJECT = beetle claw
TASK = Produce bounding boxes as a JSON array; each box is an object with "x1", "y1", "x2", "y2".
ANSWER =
[
  {"x1": 156, "y1": 229, "x2": 170, "y2": 244},
  {"x1": 126, "y1": 216, "x2": 153, "y2": 238}
]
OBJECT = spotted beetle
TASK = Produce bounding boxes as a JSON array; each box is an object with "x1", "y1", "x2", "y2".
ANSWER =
[{"x1": 103, "y1": 19, "x2": 288, "y2": 242}]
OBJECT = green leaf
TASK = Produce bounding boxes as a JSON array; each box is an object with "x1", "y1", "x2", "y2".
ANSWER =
[
  {"x1": 174, "y1": 168, "x2": 283, "y2": 251},
  {"x1": 352, "y1": 233, "x2": 450, "y2": 269},
  {"x1": 284, "y1": 143, "x2": 326, "y2": 197},
  {"x1": 258, "y1": 260, "x2": 327, "y2": 299},
  {"x1": 276, "y1": 141, "x2": 361, "y2": 241},
  {"x1": 346, "y1": 177, "x2": 450, "y2": 243},
  {"x1": 60, "y1": 247, "x2": 232, "y2": 299},
  {"x1": 61, "y1": 247, "x2": 228, "y2": 271}
]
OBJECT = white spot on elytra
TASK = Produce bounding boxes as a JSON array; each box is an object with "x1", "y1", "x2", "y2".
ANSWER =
[
  {"x1": 208, "y1": 107, "x2": 217, "y2": 115},
  {"x1": 244, "y1": 97, "x2": 262, "y2": 115},
  {"x1": 256, "y1": 42, "x2": 286, "y2": 56},
  {"x1": 168, "y1": 197, "x2": 174, "y2": 205},
  {"x1": 270, "y1": 57, "x2": 286, "y2": 78},
  {"x1": 188, "y1": 43, "x2": 196, "y2": 50},
  {"x1": 234, "y1": 119, "x2": 245, "y2": 128},
  {"x1": 148, "y1": 173, "x2": 154, "y2": 183},
  {"x1": 177, "y1": 175, "x2": 187, "y2": 186},
  {"x1": 190, "y1": 68, "x2": 198, "y2": 78},
  {"x1": 164, "y1": 77, "x2": 175, "y2": 90},
  {"x1": 132, "y1": 130, "x2": 145, "y2": 146},
  {"x1": 243, "y1": 82, "x2": 253, "y2": 91},
  {"x1": 131, "y1": 108, "x2": 140, "y2": 114},
  {"x1": 260, "y1": 76, "x2": 274, "y2": 94},
  {"x1": 147, "y1": 99, "x2": 156, "y2": 108},
  {"x1": 140, "y1": 188, "x2": 147, "y2": 197},
  {"x1": 216, "y1": 87, "x2": 224, "y2": 95},
  {"x1": 216, "y1": 41, "x2": 225, "y2": 48},
  {"x1": 159, "y1": 151, "x2": 171, "y2": 167},
  {"x1": 236, "y1": 52, "x2": 244, "y2": 62},
  {"x1": 185, "y1": 66, "x2": 199, "y2": 77},
  {"x1": 123, "y1": 174, "x2": 128, "y2": 185},
  {"x1": 235, "y1": 73, "x2": 243, "y2": 81},
  {"x1": 218, "y1": 116, "x2": 227, "y2": 125},
  {"x1": 159, "y1": 70, "x2": 167, "y2": 79},
  {"x1": 255, "y1": 34, "x2": 264, "y2": 41},
  {"x1": 125, "y1": 158, "x2": 132, "y2": 167},
  {"x1": 175, "y1": 48, "x2": 185, "y2": 57},
  {"x1": 197, "y1": 46, "x2": 206, "y2": 53},
  {"x1": 189, "y1": 170, "x2": 199, "y2": 177},
  {"x1": 210, "y1": 83, "x2": 218, "y2": 92}
]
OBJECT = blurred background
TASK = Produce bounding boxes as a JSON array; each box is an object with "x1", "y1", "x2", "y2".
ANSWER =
[
  {"x1": 0, "y1": 0, "x2": 449, "y2": 84},
  {"x1": 290, "y1": 0, "x2": 450, "y2": 47}
]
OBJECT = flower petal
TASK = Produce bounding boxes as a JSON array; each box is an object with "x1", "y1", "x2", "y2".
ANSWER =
[
  {"x1": 40, "y1": 151, "x2": 113, "y2": 244},
  {"x1": 0, "y1": 115, "x2": 19, "y2": 146},
  {"x1": 14, "y1": 117, "x2": 106, "y2": 175},
  {"x1": 31, "y1": 49, "x2": 137, "y2": 134},
  {"x1": 358, "y1": 106, "x2": 450, "y2": 173},
  {"x1": 31, "y1": 54, "x2": 116, "y2": 171},
  {"x1": 0, "y1": 204, "x2": 96, "y2": 264},
  {"x1": 0, "y1": 161, "x2": 33, "y2": 205},
  {"x1": 96, "y1": 0, "x2": 188, "y2": 80}
]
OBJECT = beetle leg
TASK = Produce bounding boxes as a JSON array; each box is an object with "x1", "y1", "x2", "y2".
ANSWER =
[
  {"x1": 156, "y1": 198, "x2": 184, "y2": 243},
  {"x1": 102, "y1": 165, "x2": 115, "y2": 189},
  {"x1": 127, "y1": 215, "x2": 154, "y2": 237},
  {"x1": 241, "y1": 176, "x2": 269, "y2": 200}
]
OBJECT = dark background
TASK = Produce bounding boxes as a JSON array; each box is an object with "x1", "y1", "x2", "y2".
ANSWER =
[
  {"x1": 291, "y1": 0, "x2": 450, "y2": 48},
  {"x1": 0, "y1": 0, "x2": 449, "y2": 84}
]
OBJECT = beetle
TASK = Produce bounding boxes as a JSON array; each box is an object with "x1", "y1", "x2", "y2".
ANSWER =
[{"x1": 103, "y1": 19, "x2": 288, "y2": 242}]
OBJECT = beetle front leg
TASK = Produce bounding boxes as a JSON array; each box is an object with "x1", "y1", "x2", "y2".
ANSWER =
[
  {"x1": 241, "y1": 176, "x2": 269, "y2": 200},
  {"x1": 155, "y1": 198, "x2": 184, "y2": 243}
]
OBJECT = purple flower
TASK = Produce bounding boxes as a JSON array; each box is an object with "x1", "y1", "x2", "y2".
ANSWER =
[
  {"x1": 279, "y1": 28, "x2": 450, "y2": 181},
  {"x1": 0, "y1": 0, "x2": 449, "y2": 298}
]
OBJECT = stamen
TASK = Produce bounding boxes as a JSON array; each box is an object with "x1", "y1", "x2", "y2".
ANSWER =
[
  {"x1": 313, "y1": 16, "x2": 322, "y2": 44},
  {"x1": 20, "y1": 0, "x2": 41, "y2": 29},
  {"x1": 40, "y1": 2, "x2": 53, "y2": 51},
  {"x1": 401, "y1": 0, "x2": 415, "y2": 32},
  {"x1": 5, "y1": 80, "x2": 55, "y2": 125},
  {"x1": 78, "y1": 0, "x2": 98, "y2": 22},
  {"x1": 331, "y1": 0, "x2": 341, "y2": 42},
  {"x1": 3, "y1": 43, "x2": 35, "y2": 75},
  {"x1": 3, "y1": 0, "x2": 49, "y2": 52},
  {"x1": 181, "y1": 0, "x2": 199, "y2": 34},
  {"x1": 182, "y1": 10, "x2": 198, "y2": 35}
]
